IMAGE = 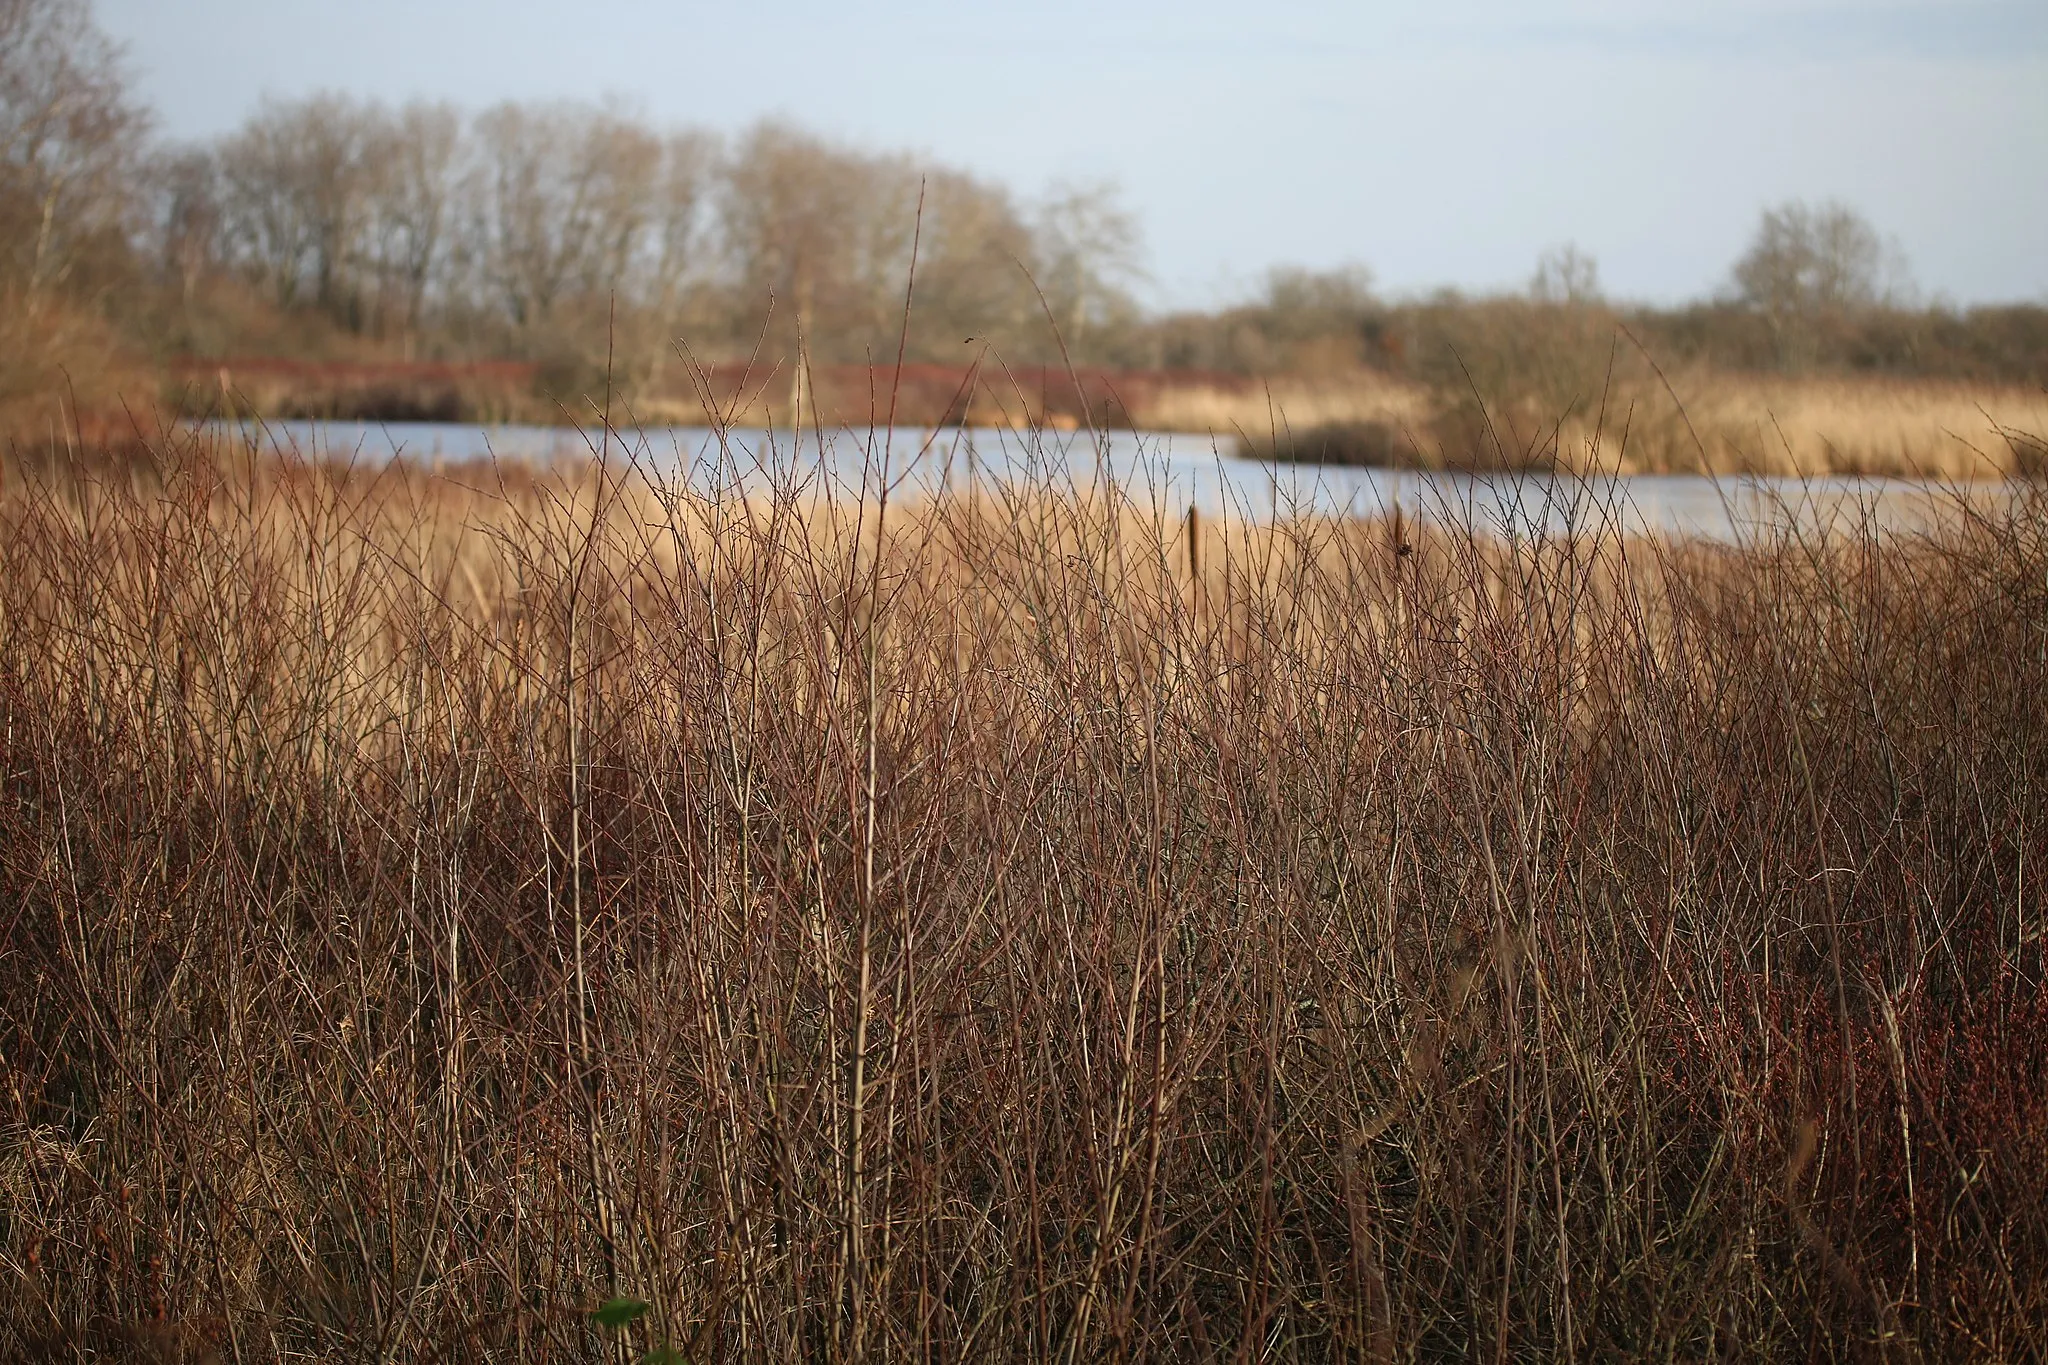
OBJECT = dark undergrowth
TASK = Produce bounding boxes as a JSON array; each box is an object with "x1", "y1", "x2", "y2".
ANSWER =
[{"x1": 0, "y1": 420, "x2": 2043, "y2": 1362}]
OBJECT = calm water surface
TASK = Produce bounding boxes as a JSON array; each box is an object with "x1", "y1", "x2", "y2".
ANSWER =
[{"x1": 212, "y1": 419, "x2": 2003, "y2": 543}]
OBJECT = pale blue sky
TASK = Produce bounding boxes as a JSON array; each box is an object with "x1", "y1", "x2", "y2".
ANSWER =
[{"x1": 98, "y1": 0, "x2": 2048, "y2": 308}]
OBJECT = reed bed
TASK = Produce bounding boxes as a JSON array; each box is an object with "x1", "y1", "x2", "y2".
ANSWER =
[
  {"x1": 1232, "y1": 370, "x2": 2048, "y2": 478},
  {"x1": 0, "y1": 420, "x2": 2043, "y2": 1363}
]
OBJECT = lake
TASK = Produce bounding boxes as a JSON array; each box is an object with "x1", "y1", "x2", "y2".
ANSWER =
[{"x1": 209, "y1": 419, "x2": 2008, "y2": 543}]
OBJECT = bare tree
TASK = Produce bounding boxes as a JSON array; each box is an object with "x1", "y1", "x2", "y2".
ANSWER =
[
  {"x1": 182, "y1": 96, "x2": 714, "y2": 360},
  {"x1": 1260, "y1": 264, "x2": 1375, "y2": 338},
  {"x1": 626, "y1": 128, "x2": 716, "y2": 384},
  {"x1": 459, "y1": 103, "x2": 563, "y2": 328},
  {"x1": 1030, "y1": 180, "x2": 1144, "y2": 354},
  {"x1": 1732, "y1": 200, "x2": 1911, "y2": 367},
  {"x1": 898, "y1": 167, "x2": 1039, "y2": 356},
  {"x1": 0, "y1": 0, "x2": 147, "y2": 311},
  {"x1": 359, "y1": 100, "x2": 461, "y2": 342},
  {"x1": 717, "y1": 120, "x2": 922, "y2": 359},
  {"x1": 150, "y1": 145, "x2": 221, "y2": 311},
  {"x1": 217, "y1": 93, "x2": 380, "y2": 320},
  {"x1": 1530, "y1": 243, "x2": 1601, "y2": 305},
  {"x1": 1734, "y1": 201, "x2": 1888, "y2": 314},
  {"x1": 465, "y1": 100, "x2": 664, "y2": 330},
  {"x1": 646, "y1": 129, "x2": 715, "y2": 322}
]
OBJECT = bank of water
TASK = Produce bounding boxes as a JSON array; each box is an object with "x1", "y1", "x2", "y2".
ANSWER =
[{"x1": 207, "y1": 419, "x2": 2005, "y2": 543}]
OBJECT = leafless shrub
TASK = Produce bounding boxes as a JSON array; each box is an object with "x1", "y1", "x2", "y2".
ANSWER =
[{"x1": 0, "y1": 389, "x2": 2043, "y2": 1362}]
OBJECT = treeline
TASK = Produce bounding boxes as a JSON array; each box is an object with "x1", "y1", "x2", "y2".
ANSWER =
[
  {"x1": 140, "y1": 98, "x2": 1145, "y2": 378},
  {"x1": 0, "y1": 0, "x2": 1147, "y2": 418},
  {"x1": 3, "y1": 0, "x2": 2045, "y2": 433},
  {"x1": 1156, "y1": 240, "x2": 2048, "y2": 393}
]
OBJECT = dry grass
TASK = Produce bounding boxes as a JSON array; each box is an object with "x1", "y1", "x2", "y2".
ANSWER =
[
  {"x1": 1, "y1": 418, "x2": 2044, "y2": 1362},
  {"x1": 1138, "y1": 373, "x2": 1436, "y2": 443},
  {"x1": 1223, "y1": 368, "x2": 2048, "y2": 478},
  {"x1": 0, "y1": 302, "x2": 152, "y2": 442},
  {"x1": 1656, "y1": 373, "x2": 2048, "y2": 478}
]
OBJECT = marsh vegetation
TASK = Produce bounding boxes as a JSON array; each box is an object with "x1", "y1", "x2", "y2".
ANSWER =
[
  {"x1": 1, "y1": 416, "x2": 2043, "y2": 1360},
  {"x1": 5, "y1": 3, "x2": 2046, "y2": 1357}
]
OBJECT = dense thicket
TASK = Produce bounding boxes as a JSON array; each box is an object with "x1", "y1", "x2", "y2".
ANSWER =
[{"x1": 0, "y1": 434, "x2": 2043, "y2": 1359}]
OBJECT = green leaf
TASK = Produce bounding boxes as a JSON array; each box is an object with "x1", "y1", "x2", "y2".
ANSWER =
[
  {"x1": 640, "y1": 1348, "x2": 689, "y2": 1365},
  {"x1": 591, "y1": 1296, "x2": 651, "y2": 1329}
]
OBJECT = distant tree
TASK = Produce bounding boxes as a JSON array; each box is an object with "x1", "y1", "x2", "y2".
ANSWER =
[
  {"x1": 150, "y1": 145, "x2": 222, "y2": 311},
  {"x1": 1529, "y1": 243, "x2": 1601, "y2": 305},
  {"x1": 1733, "y1": 201, "x2": 1889, "y2": 314},
  {"x1": 721, "y1": 123, "x2": 1113, "y2": 363},
  {"x1": 1030, "y1": 180, "x2": 1144, "y2": 354},
  {"x1": 176, "y1": 96, "x2": 718, "y2": 358},
  {"x1": 645, "y1": 128, "x2": 715, "y2": 325},
  {"x1": 717, "y1": 120, "x2": 923, "y2": 357},
  {"x1": 1731, "y1": 200, "x2": 1908, "y2": 365},
  {"x1": 217, "y1": 94, "x2": 381, "y2": 319},
  {"x1": 894, "y1": 167, "x2": 1038, "y2": 355},
  {"x1": 1260, "y1": 264, "x2": 1376, "y2": 338},
  {"x1": 623, "y1": 127, "x2": 716, "y2": 382},
  {"x1": 0, "y1": 0, "x2": 147, "y2": 311},
  {"x1": 465, "y1": 100, "x2": 670, "y2": 332},
  {"x1": 359, "y1": 100, "x2": 462, "y2": 339}
]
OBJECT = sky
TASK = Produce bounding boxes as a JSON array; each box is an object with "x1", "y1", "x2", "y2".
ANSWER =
[{"x1": 96, "y1": 0, "x2": 2048, "y2": 310}]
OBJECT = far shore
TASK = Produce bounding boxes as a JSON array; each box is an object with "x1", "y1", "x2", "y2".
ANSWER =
[{"x1": 152, "y1": 356, "x2": 2048, "y2": 480}]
